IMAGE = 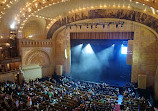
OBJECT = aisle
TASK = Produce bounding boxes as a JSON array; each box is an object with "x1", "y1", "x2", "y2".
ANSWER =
[
  {"x1": 114, "y1": 104, "x2": 120, "y2": 111},
  {"x1": 117, "y1": 94, "x2": 123, "y2": 104},
  {"x1": 114, "y1": 94, "x2": 123, "y2": 111}
]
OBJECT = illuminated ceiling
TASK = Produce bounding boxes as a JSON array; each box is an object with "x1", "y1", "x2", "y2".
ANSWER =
[{"x1": 0, "y1": 0, "x2": 158, "y2": 37}]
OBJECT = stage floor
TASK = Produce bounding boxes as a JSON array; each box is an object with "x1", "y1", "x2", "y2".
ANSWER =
[{"x1": 103, "y1": 80, "x2": 130, "y2": 87}]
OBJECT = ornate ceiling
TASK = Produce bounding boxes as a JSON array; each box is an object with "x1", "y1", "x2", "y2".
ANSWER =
[
  {"x1": 132, "y1": 0, "x2": 158, "y2": 10},
  {"x1": 0, "y1": 0, "x2": 158, "y2": 38}
]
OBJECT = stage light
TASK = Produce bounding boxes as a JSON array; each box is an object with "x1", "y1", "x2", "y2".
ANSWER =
[
  {"x1": 72, "y1": 44, "x2": 83, "y2": 56},
  {"x1": 116, "y1": 24, "x2": 118, "y2": 28},
  {"x1": 112, "y1": 44, "x2": 115, "y2": 47},
  {"x1": 79, "y1": 25, "x2": 82, "y2": 29},
  {"x1": 10, "y1": 22, "x2": 16, "y2": 29},
  {"x1": 85, "y1": 44, "x2": 93, "y2": 54},
  {"x1": 80, "y1": 43, "x2": 83, "y2": 46},
  {"x1": 103, "y1": 24, "x2": 105, "y2": 29},
  {"x1": 79, "y1": 43, "x2": 83, "y2": 48},
  {"x1": 121, "y1": 44, "x2": 127, "y2": 54},
  {"x1": 87, "y1": 24, "x2": 89, "y2": 28},
  {"x1": 91, "y1": 25, "x2": 93, "y2": 29}
]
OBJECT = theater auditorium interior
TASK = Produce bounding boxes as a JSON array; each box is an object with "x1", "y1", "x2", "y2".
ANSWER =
[{"x1": 0, "y1": 0, "x2": 158, "y2": 110}]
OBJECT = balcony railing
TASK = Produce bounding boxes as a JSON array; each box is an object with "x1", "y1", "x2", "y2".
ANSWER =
[
  {"x1": 0, "y1": 70, "x2": 19, "y2": 75},
  {"x1": 0, "y1": 57, "x2": 21, "y2": 64}
]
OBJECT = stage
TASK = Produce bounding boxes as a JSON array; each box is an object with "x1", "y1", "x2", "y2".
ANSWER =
[{"x1": 70, "y1": 39, "x2": 131, "y2": 86}]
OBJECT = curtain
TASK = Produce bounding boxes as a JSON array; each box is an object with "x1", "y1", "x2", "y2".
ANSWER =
[{"x1": 70, "y1": 32, "x2": 134, "y2": 40}]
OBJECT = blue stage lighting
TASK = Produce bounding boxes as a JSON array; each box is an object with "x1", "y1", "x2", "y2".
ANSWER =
[
  {"x1": 85, "y1": 44, "x2": 93, "y2": 54},
  {"x1": 79, "y1": 44, "x2": 83, "y2": 47},
  {"x1": 121, "y1": 44, "x2": 127, "y2": 54}
]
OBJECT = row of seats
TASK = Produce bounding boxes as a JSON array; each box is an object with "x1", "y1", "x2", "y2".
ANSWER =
[{"x1": 0, "y1": 75, "x2": 153, "y2": 111}]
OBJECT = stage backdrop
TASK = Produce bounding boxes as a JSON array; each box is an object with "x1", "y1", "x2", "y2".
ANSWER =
[{"x1": 70, "y1": 39, "x2": 131, "y2": 86}]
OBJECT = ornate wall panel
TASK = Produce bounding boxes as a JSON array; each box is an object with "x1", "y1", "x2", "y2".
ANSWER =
[{"x1": 23, "y1": 49, "x2": 50, "y2": 66}]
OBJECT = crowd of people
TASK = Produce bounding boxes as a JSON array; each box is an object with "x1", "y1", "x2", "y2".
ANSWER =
[{"x1": 0, "y1": 75, "x2": 153, "y2": 111}]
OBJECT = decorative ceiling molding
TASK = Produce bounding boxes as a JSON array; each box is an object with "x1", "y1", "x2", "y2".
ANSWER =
[
  {"x1": 16, "y1": 0, "x2": 158, "y2": 32},
  {"x1": 132, "y1": 0, "x2": 158, "y2": 10},
  {"x1": 47, "y1": 9, "x2": 158, "y2": 39},
  {"x1": 0, "y1": 0, "x2": 18, "y2": 20}
]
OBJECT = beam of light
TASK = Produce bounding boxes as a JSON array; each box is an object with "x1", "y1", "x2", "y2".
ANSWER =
[
  {"x1": 71, "y1": 44, "x2": 83, "y2": 56},
  {"x1": 121, "y1": 44, "x2": 127, "y2": 54},
  {"x1": 80, "y1": 43, "x2": 101, "y2": 73},
  {"x1": 84, "y1": 44, "x2": 93, "y2": 54},
  {"x1": 71, "y1": 44, "x2": 83, "y2": 75},
  {"x1": 97, "y1": 44, "x2": 114, "y2": 66}
]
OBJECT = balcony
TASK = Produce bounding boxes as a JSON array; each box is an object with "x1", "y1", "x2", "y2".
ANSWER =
[{"x1": 0, "y1": 57, "x2": 21, "y2": 64}]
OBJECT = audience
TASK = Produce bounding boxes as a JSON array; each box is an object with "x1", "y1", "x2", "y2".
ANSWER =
[{"x1": 0, "y1": 75, "x2": 153, "y2": 111}]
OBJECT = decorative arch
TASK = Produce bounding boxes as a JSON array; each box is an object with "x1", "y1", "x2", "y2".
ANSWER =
[
  {"x1": 23, "y1": 50, "x2": 50, "y2": 66},
  {"x1": 17, "y1": 0, "x2": 158, "y2": 32},
  {"x1": 17, "y1": 0, "x2": 158, "y2": 24},
  {"x1": 47, "y1": 9, "x2": 158, "y2": 39}
]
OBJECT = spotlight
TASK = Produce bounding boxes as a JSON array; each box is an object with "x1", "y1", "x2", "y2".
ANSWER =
[
  {"x1": 103, "y1": 24, "x2": 105, "y2": 29},
  {"x1": 91, "y1": 25, "x2": 93, "y2": 29},
  {"x1": 10, "y1": 22, "x2": 16, "y2": 29},
  {"x1": 112, "y1": 44, "x2": 115, "y2": 47},
  {"x1": 121, "y1": 44, "x2": 127, "y2": 54},
  {"x1": 87, "y1": 24, "x2": 89, "y2": 28},
  {"x1": 79, "y1": 25, "x2": 82, "y2": 29},
  {"x1": 85, "y1": 44, "x2": 93, "y2": 54},
  {"x1": 79, "y1": 43, "x2": 83, "y2": 47},
  {"x1": 116, "y1": 24, "x2": 118, "y2": 28}
]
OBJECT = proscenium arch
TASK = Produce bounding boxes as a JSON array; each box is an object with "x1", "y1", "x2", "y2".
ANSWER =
[
  {"x1": 53, "y1": 17, "x2": 158, "y2": 84},
  {"x1": 47, "y1": 9, "x2": 158, "y2": 39},
  {"x1": 52, "y1": 18, "x2": 158, "y2": 40}
]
